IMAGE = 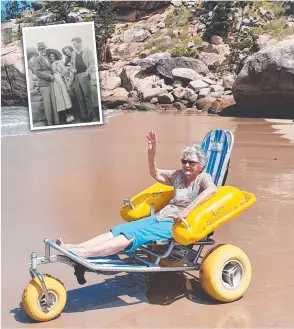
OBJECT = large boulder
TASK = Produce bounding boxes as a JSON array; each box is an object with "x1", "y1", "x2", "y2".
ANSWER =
[
  {"x1": 138, "y1": 52, "x2": 171, "y2": 71},
  {"x1": 1, "y1": 40, "x2": 27, "y2": 106},
  {"x1": 112, "y1": 1, "x2": 170, "y2": 10},
  {"x1": 123, "y1": 28, "x2": 151, "y2": 43},
  {"x1": 172, "y1": 68, "x2": 202, "y2": 82},
  {"x1": 110, "y1": 42, "x2": 144, "y2": 61},
  {"x1": 120, "y1": 65, "x2": 160, "y2": 92},
  {"x1": 99, "y1": 70, "x2": 121, "y2": 90},
  {"x1": 157, "y1": 57, "x2": 209, "y2": 80},
  {"x1": 232, "y1": 38, "x2": 294, "y2": 118}
]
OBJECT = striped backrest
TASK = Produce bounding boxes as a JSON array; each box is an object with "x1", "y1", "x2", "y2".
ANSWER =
[{"x1": 201, "y1": 129, "x2": 233, "y2": 187}]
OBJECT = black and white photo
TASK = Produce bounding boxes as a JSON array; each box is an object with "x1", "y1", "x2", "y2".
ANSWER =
[{"x1": 22, "y1": 22, "x2": 103, "y2": 130}]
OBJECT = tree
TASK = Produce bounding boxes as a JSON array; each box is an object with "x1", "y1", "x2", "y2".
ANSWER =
[
  {"x1": 43, "y1": 1, "x2": 78, "y2": 22},
  {"x1": 1, "y1": 1, "x2": 31, "y2": 22},
  {"x1": 84, "y1": 1, "x2": 116, "y2": 62}
]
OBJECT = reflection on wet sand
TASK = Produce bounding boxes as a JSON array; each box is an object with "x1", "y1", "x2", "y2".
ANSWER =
[{"x1": 2, "y1": 112, "x2": 294, "y2": 328}]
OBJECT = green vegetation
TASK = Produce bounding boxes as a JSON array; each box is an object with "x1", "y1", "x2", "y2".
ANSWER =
[
  {"x1": 165, "y1": 7, "x2": 192, "y2": 27},
  {"x1": 261, "y1": 1, "x2": 285, "y2": 17},
  {"x1": 252, "y1": 17, "x2": 294, "y2": 40}
]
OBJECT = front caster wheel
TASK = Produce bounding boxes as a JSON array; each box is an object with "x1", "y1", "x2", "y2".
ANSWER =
[
  {"x1": 22, "y1": 274, "x2": 67, "y2": 322},
  {"x1": 199, "y1": 244, "x2": 252, "y2": 302}
]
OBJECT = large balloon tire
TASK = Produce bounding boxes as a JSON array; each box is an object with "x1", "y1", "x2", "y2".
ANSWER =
[
  {"x1": 200, "y1": 244, "x2": 252, "y2": 302},
  {"x1": 22, "y1": 274, "x2": 67, "y2": 322}
]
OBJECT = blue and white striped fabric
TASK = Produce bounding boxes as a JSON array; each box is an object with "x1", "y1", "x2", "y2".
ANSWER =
[{"x1": 201, "y1": 129, "x2": 233, "y2": 187}]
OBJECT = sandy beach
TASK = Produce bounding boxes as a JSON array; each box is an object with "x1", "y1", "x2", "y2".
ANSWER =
[{"x1": 2, "y1": 111, "x2": 294, "y2": 328}]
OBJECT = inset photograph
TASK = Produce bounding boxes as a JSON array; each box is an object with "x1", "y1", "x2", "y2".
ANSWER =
[{"x1": 22, "y1": 22, "x2": 103, "y2": 130}]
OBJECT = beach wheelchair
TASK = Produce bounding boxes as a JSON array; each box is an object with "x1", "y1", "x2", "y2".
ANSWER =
[{"x1": 22, "y1": 129, "x2": 256, "y2": 322}]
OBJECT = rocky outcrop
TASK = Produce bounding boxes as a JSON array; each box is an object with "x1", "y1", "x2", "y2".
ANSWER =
[
  {"x1": 1, "y1": 40, "x2": 27, "y2": 106},
  {"x1": 231, "y1": 37, "x2": 294, "y2": 118},
  {"x1": 112, "y1": 1, "x2": 170, "y2": 10},
  {"x1": 157, "y1": 57, "x2": 209, "y2": 80}
]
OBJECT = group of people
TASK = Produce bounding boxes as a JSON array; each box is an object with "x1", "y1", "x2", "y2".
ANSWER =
[{"x1": 32, "y1": 37, "x2": 99, "y2": 126}]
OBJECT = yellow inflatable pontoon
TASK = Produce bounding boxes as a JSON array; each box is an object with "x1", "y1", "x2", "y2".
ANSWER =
[{"x1": 121, "y1": 184, "x2": 256, "y2": 245}]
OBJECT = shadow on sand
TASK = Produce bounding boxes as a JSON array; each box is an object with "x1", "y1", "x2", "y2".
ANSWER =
[{"x1": 10, "y1": 272, "x2": 218, "y2": 324}]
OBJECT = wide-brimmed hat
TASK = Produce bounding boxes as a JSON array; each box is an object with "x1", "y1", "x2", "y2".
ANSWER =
[
  {"x1": 46, "y1": 48, "x2": 62, "y2": 60},
  {"x1": 37, "y1": 42, "x2": 47, "y2": 50}
]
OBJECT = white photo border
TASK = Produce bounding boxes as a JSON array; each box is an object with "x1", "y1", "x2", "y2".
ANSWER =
[{"x1": 22, "y1": 21, "x2": 104, "y2": 131}]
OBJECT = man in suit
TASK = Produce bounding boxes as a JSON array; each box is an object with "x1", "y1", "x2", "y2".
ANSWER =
[
  {"x1": 70, "y1": 37, "x2": 96, "y2": 122},
  {"x1": 34, "y1": 42, "x2": 59, "y2": 125}
]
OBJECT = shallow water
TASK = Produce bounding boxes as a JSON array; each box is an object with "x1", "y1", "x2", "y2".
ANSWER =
[
  {"x1": 1, "y1": 111, "x2": 294, "y2": 328},
  {"x1": 1, "y1": 106, "x2": 121, "y2": 137}
]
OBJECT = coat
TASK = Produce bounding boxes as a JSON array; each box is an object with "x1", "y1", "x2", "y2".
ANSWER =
[{"x1": 34, "y1": 55, "x2": 53, "y2": 87}]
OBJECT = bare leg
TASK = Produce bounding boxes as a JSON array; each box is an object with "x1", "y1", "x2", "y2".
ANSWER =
[
  {"x1": 69, "y1": 235, "x2": 134, "y2": 258},
  {"x1": 56, "y1": 232, "x2": 114, "y2": 249}
]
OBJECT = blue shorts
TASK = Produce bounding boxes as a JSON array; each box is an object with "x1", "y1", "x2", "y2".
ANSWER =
[{"x1": 110, "y1": 215, "x2": 174, "y2": 252}]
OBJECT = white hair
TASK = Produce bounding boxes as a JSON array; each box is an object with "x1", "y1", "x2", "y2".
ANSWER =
[{"x1": 181, "y1": 145, "x2": 207, "y2": 169}]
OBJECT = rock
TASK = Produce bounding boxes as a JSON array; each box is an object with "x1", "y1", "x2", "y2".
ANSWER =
[
  {"x1": 197, "y1": 23, "x2": 206, "y2": 32},
  {"x1": 184, "y1": 88, "x2": 198, "y2": 102},
  {"x1": 99, "y1": 71, "x2": 121, "y2": 90},
  {"x1": 112, "y1": 87, "x2": 129, "y2": 98},
  {"x1": 187, "y1": 41, "x2": 195, "y2": 49},
  {"x1": 136, "y1": 103, "x2": 157, "y2": 111},
  {"x1": 198, "y1": 88, "x2": 211, "y2": 98},
  {"x1": 110, "y1": 42, "x2": 144, "y2": 61},
  {"x1": 157, "y1": 22, "x2": 165, "y2": 28},
  {"x1": 102, "y1": 95, "x2": 129, "y2": 109},
  {"x1": 223, "y1": 75, "x2": 235, "y2": 90},
  {"x1": 202, "y1": 77, "x2": 215, "y2": 85},
  {"x1": 1, "y1": 40, "x2": 28, "y2": 105},
  {"x1": 152, "y1": 79, "x2": 165, "y2": 88},
  {"x1": 210, "y1": 91, "x2": 223, "y2": 98},
  {"x1": 120, "y1": 65, "x2": 160, "y2": 92},
  {"x1": 158, "y1": 93, "x2": 174, "y2": 104},
  {"x1": 256, "y1": 34, "x2": 278, "y2": 50},
  {"x1": 216, "y1": 79, "x2": 224, "y2": 86},
  {"x1": 138, "y1": 52, "x2": 171, "y2": 71},
  {"x1": 199, "y1": 52, "x2": 225, "y2": 69},
  {"x1": 172, "y1": 87, "x2": 185, "y2": 99},
  {"x1": 203, "y1": 43, "x2": 230, "y2": 57},
  {"x1": 116, "y1": 9, "x2": 143, "y2": 22},
  {"x1": 157, "y1": 57, "x2": 209, "y2": 80},
  {"x1": 171, "y1": 0, "x2": 182, "y2": 7},
  {"x1": 173, "y1": 80, "x2": 182, "y2": 88},
  {"x1": 195, "y1": 97, "x2": 217, "y2": 111},
  {"x1": 68, "y1": 8, "x2": 95, "y2": 23},
  {"x1": 142, "y1": 87, "x2": 167, "y2": 101},
  {"x1": 188, "y1": 79, "x2": 209, "y2": 92},
  {"x1": 112, "y1": 2, "x2": 170, "y2": 10},
  {"x1": 210, "y1": 85, "x2": 224, "y2": 92},
  {"x1": 166, "y1": 85, "x2": 174, "y2": 92},
  {"x1": 232, "y1": 38, "x2": 294, "y2": 118},
  {"x1": 285, "y1": 22, "x2": 294, "y2": 29},
  {"x1": 172, "y1": 68, "x2": 202, "y2": 82},
  {"x1": 211, "y1": 35, "x2": 223, "y2": 45},
  {"x1": 172, "y1": 102, "x2": 187, "y2": 111},
  {"x1": 123, "y1": 28, "x2": 151, "y2": 43},
  {"x1": 150, "y1": 97, "x2": 158, "y2": 104},
  {"x1": 224, "y1": 90, "x2": 232, "y2": 95}
]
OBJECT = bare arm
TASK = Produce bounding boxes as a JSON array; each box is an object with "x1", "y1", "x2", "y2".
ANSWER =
[{"x1": 147, "y1": 131, "x2": 175, "y2": 185}]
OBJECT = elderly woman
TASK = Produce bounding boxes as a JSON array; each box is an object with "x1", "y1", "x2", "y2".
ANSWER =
[{"x1": 57, "y1": 131, "x2": 217, "y2": 258}]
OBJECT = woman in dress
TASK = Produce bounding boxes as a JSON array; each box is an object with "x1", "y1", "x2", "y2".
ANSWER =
[
  {"x1": 47, "y1": 49, "x2": 74, "y2": 123},
  {"x1": 56, "y1": 131, "x2": 217, "y2": 258}
]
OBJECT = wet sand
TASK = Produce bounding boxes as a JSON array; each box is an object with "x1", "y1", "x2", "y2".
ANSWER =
[{"x1": 2, "y1": 111, "x2": 294, "y2": 328}]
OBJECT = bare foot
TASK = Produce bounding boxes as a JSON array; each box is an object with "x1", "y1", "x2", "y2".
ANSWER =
[{"x1": 56, "y1": 238, "x2": 63, "y2": 246}]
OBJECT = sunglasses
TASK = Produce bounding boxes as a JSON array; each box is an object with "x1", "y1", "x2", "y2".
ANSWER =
[{"x1": 181, "y1": 159, "x2": 199, "y2": 166}]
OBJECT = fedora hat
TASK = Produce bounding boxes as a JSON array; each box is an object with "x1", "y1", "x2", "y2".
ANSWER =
[
  {"x1": 46, "y1": 48, "x2": 62, "y2": 60},
  {"x1": 37, "y1": 42, "x2": 47, "y2": 50}
]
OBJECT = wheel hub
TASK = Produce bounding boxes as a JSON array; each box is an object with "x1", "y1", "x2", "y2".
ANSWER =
[
  {"x1": 38, "y1": 291, "x2": 58, "y2": 313},
  {"x1": 221, "y1": 260, "x2": 243, "y2": 290}
]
